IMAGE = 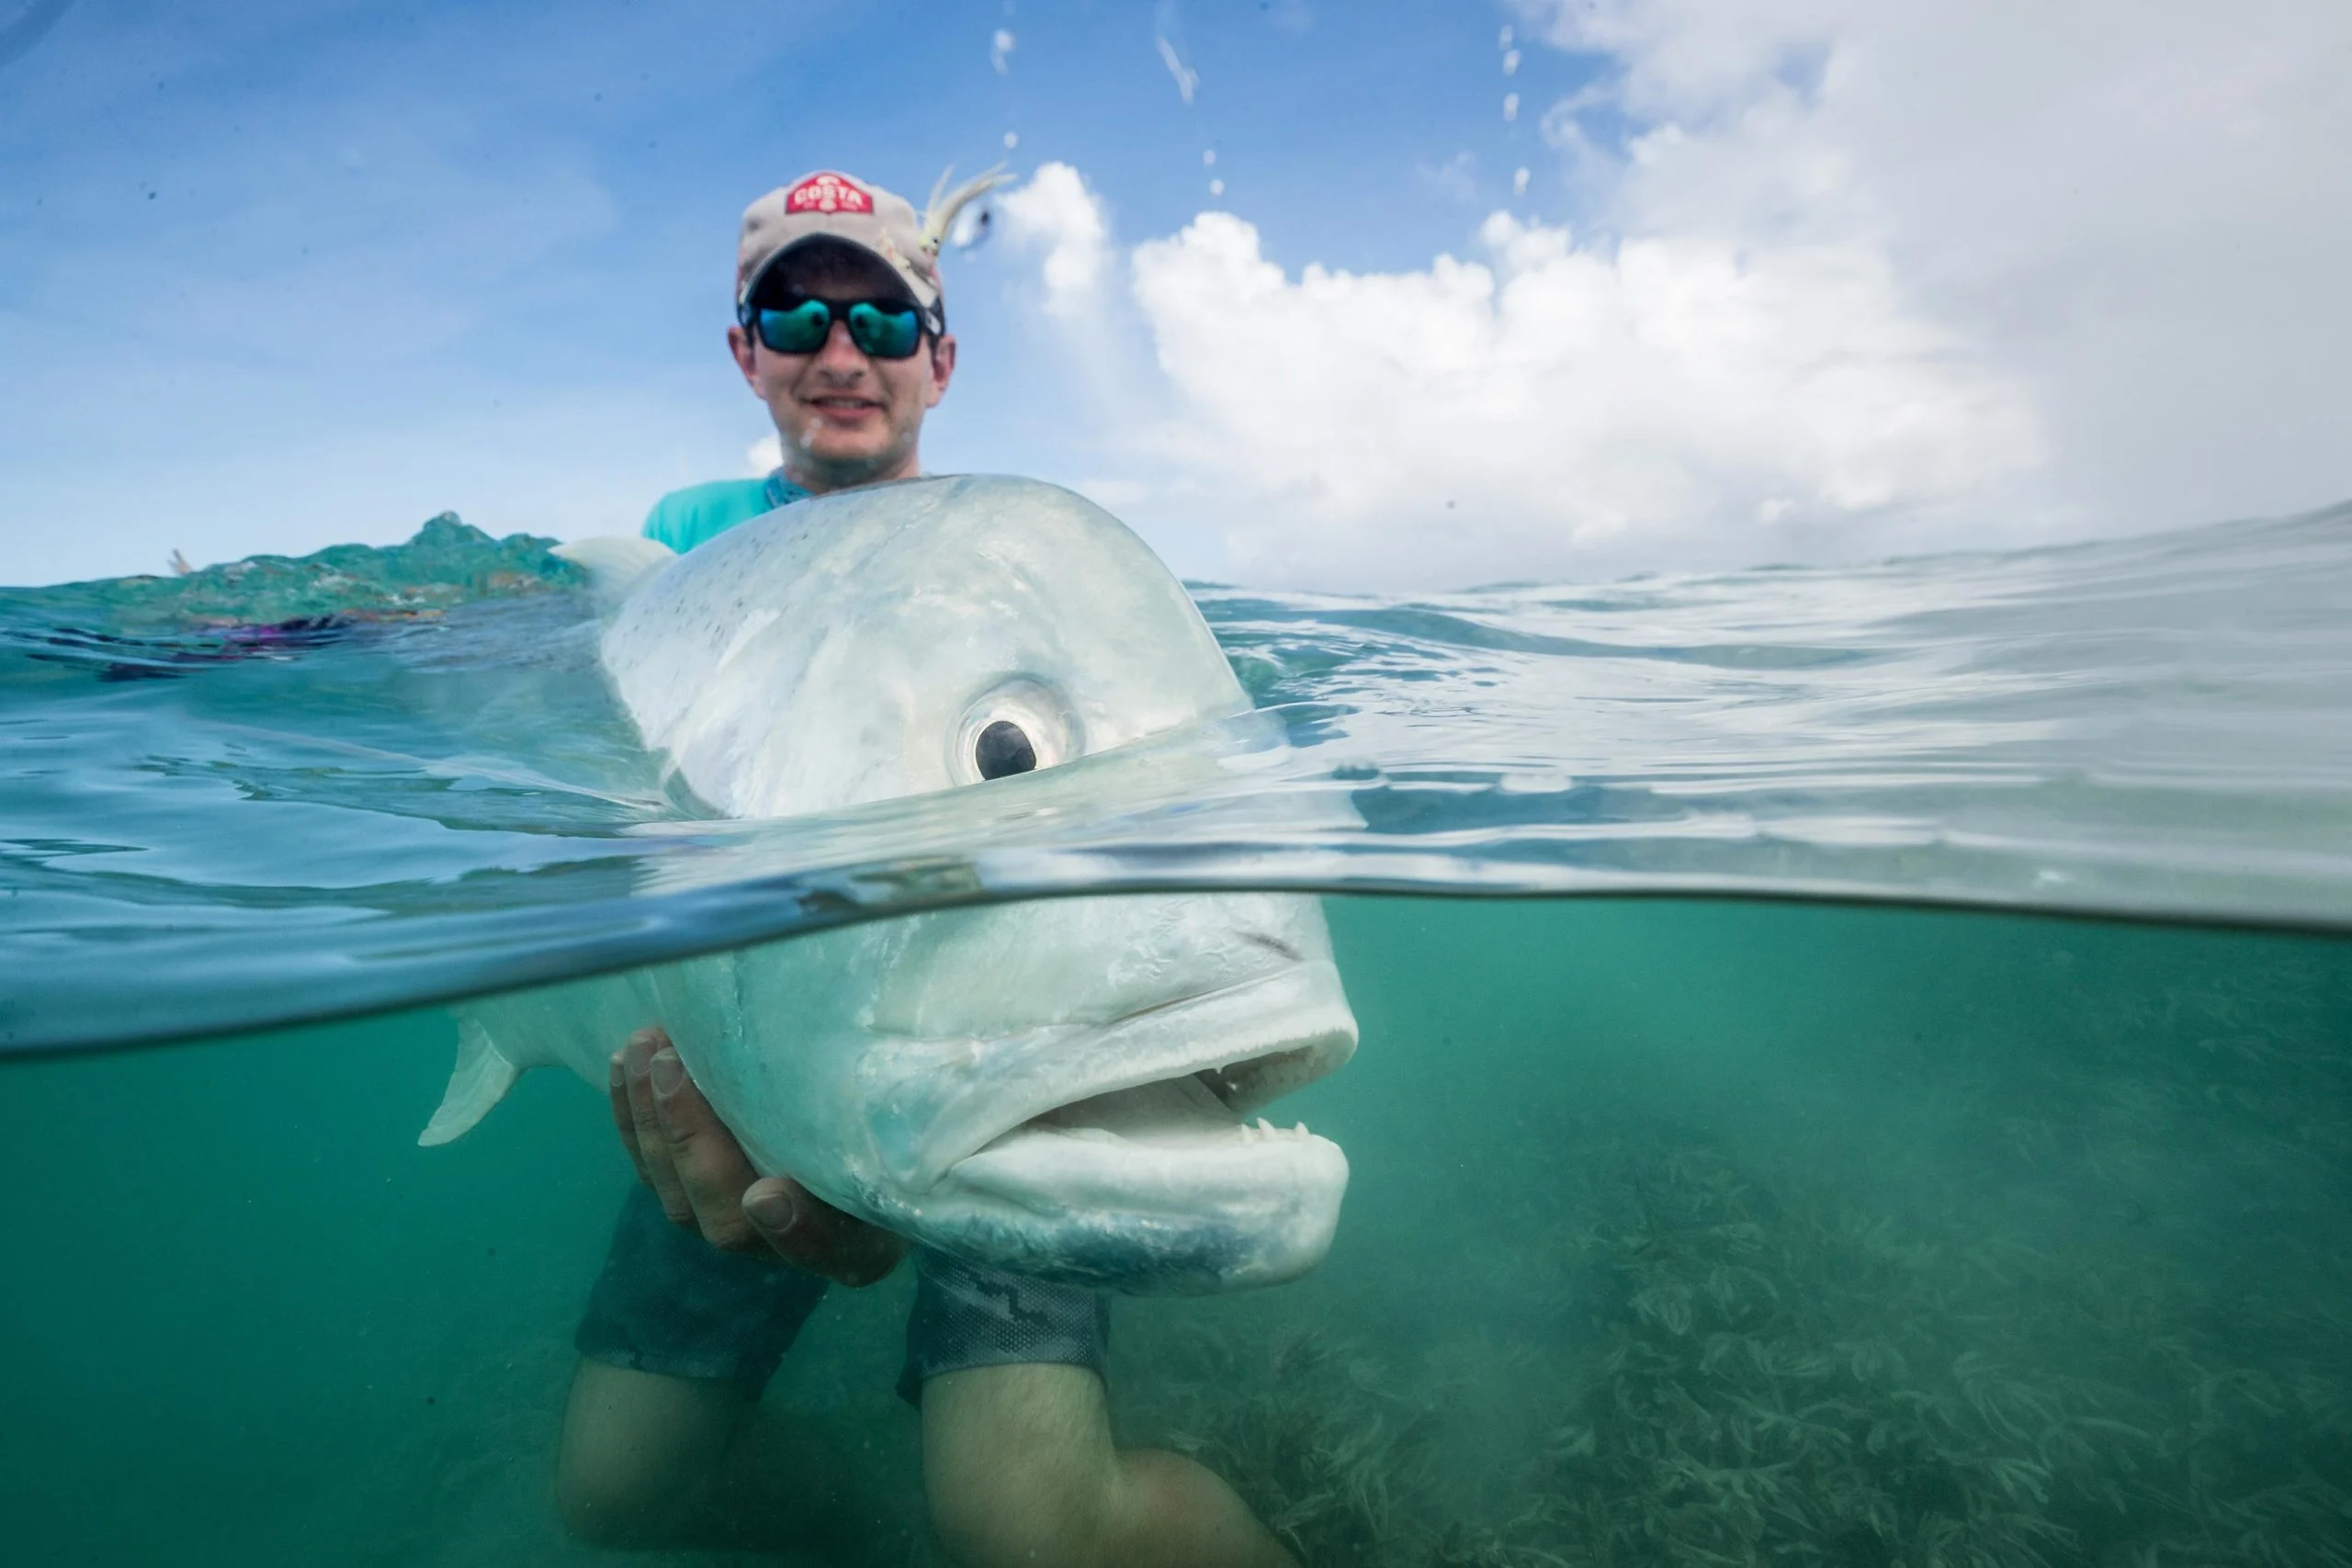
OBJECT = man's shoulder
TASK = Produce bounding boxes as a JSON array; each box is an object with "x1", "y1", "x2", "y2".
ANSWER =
[{"x1": 641, "y1": 478, "x2": 788, "y2": 553}]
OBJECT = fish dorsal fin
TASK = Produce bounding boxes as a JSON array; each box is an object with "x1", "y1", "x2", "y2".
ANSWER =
[
  {"x1": 417, "y1": 1016, "x2": 525, "y2": 1146},
  {"x1": 553, "y1": 536, "x2": 675, "y2": 612}
]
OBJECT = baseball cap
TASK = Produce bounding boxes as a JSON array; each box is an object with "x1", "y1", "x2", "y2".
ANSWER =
[{"x1": 736, "y1": 166, "x2": 1001, "y2": 328}]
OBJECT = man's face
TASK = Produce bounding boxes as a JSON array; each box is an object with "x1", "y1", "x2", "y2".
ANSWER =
[{"x1": 728, "y1": 244, "x2": 956, "y2": 493}]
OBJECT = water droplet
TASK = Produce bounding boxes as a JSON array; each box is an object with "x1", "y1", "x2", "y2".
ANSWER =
[{"x1": 1156, "y1": 35, "x2": 1200, "y2": 104}]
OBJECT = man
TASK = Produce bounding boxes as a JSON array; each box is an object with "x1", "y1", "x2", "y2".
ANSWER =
[{"x1": 552, "y1": 168, "x2": 1295, "y2": 1568}]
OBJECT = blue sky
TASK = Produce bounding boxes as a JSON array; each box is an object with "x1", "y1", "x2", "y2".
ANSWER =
[
  {"x1": 5, "y1": 0, "x2": 2348, "y2": 589},
  {"x1": 1, "y1": 0, "x2": 1589, "y2": 583}
]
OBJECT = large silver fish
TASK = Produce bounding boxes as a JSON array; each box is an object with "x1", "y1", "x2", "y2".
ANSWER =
[{"x1": 419, "y1": 476, "x2": 1357, "y2": 1293}]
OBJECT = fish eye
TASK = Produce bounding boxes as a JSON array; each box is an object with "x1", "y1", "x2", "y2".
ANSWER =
[
  {"x1": 974, "y1": 719, "x2": 1037, "y2": 780},
  {"x1": 953, "y1": 678, "x2": 1074, "y2": 785}
]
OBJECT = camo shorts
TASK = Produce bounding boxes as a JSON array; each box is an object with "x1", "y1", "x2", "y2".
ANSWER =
[{"x1": 574, "y1": 1184, "x2": 1110, "y2": 1404}]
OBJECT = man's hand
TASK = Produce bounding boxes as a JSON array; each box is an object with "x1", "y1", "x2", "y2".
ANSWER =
[{"x1": 609, "y1": 1027, "x2": 904, "y2": 1287}]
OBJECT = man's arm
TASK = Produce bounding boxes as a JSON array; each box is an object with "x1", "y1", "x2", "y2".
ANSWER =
[{"x1": 609, "y1": 1027, "x2": 904, "y2": 1285}]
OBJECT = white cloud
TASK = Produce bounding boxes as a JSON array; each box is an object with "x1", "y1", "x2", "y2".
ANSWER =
[
  {"x1": 1512, "y1": 0, "x2": 2352, "y2": 539},
  {"x1": 985, "y1": 3, "x2": 2352, "y2": 588},
  {"x1": 985, "y1": 163, "x2": 1160, "y2": 437},
  {"x1": 1127, "y1": 207, "x2": 2041, "y2": 585},
  {"x1": 997, "y1": 163, "x2": 1115, "y2": 316}
]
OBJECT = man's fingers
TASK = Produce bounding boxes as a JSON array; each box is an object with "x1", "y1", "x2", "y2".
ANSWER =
[
  {"x1": 742, "y1": 1176, "x2": 907, "y2": 1287},
  {"x1": 616, "y1": 1026, "x2": 907, "y2": 1284},
  {"x1": 647, "y1": 1047, "x2": 768, "y2": 1254},
  {"x1": 605, "y1": 1051, "x2": 654, "y2": 1190},
  {"x1": 620, "y1": 1030, "x2": 693, "y2": 1224}
]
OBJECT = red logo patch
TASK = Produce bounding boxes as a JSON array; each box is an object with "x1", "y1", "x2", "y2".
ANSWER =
[{"x1": 785, "y1": 173, "x2": 873, "y2": 216}]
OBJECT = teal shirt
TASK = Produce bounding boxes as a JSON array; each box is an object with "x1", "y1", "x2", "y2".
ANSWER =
[{"x1": 640, "y1": 472, "x2": 810, "y2": 553}]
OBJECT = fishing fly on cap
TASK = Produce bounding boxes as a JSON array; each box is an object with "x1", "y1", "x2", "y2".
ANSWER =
[{"x1": 735, "y1": 164, "x2": 1006, "y2": 330}]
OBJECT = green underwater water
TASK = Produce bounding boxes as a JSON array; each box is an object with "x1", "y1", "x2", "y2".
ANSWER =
[{"x1": 5, "y1": 892, "x2": 2348, "y2": 1567}]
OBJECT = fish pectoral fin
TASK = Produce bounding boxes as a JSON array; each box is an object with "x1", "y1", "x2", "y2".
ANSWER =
[
  {"x1": 551, "y1": 536, "x2": 675, "y2": 611},
  {"x1": 418, "y1": 1016, "x2": 526, "y2": 1146}
]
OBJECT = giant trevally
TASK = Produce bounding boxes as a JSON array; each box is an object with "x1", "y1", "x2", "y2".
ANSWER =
[{"x1": 418, "y1": 475, "x2": 1358, "y2": 1293}]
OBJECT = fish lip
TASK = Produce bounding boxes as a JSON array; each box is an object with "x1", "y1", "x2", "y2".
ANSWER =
[
  {"x1": 850, "y1": 1148, "x2": 1350, "y2": 1292},
  {"x1": 879, "y1": 963, "x2": 1355, "y2": 1192},
  {"x1": 925, "y1": 1134, "x2": 1351, "y2": 1291}
]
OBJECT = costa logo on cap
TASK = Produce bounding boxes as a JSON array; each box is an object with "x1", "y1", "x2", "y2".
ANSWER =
[{"x1": 785, "y1": 173, "x2": 873, "y2": 215}]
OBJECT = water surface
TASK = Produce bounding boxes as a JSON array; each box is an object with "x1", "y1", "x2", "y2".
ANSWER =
[
  {"x1": 3, "y1": 504, "x2": 2348, "y2": 1563},
  {"x1": 6, "y1": 502, "x2": 2347, "y2": 1053}
]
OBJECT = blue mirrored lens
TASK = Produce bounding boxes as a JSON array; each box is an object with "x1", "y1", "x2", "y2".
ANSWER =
[
  {"x1": 755, "y1": 299, "x2": 833, "y2": 355},
  {"x1": 845, "y1": 301, "x2": 923, "y2": 359}
]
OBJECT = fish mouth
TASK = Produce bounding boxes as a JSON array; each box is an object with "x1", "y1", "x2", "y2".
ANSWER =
[
  {"x1": 837, "y1": 961, "x2": 1357, "y2": 1292},
  {"x1": 932, "y1": 1014, "x2": 1353, "y2": 1292},
  {"x1": 964, "y1": 1057, "x2": 1324, "y2": 1180},
  {"x1": 888, "y1": 962, "x2": 1353, "y2": 1186},
  {"x1": 918, "y1": 963, "x2": 1357, "y2": 1252}
]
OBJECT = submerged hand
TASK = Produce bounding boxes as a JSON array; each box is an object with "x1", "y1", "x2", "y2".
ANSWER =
[{"x1": 609, "y1": 1028, "x2": 905, "y2": 1287}]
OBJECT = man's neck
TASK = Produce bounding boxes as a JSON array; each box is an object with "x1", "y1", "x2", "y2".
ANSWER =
[{"x1": 783, "y1": 449, "x2": 922, "y2": 497}]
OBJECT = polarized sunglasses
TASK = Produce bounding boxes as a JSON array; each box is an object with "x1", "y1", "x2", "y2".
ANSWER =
[{"x1": 741, "y1": 294, "x2": 930, "y2": 360}]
